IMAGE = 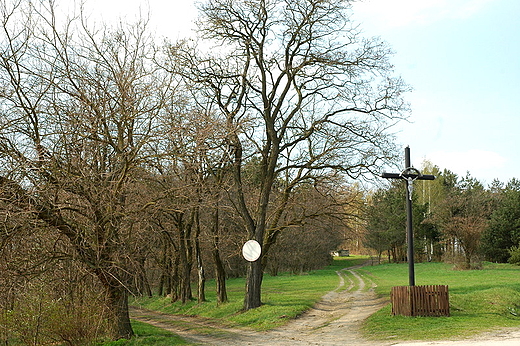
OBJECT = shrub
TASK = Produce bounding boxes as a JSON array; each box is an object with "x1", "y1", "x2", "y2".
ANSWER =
[{"x1": 508, "y1": 245, "x2": 520, "y2": 265}]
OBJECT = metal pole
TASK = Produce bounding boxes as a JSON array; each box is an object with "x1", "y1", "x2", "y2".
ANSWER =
[{"x1": 405, "y1": 147, "x2": 415, "y2": 286}]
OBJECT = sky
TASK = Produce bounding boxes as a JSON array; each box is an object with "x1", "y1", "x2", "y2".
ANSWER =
[{"x1": 82, "y1": 0, "x2": 520, "y2": 187}]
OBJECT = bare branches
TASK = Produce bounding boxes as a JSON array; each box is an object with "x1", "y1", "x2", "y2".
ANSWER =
[
  {"x1": 186, "y1": 0, "x2": 410, "y2": 310},
  {"x1": 0, "y1": 0, "x2": 410, "y2": 326},
  {"x1": 0, "y1": 1, "x2": 182, "y2": 339}
]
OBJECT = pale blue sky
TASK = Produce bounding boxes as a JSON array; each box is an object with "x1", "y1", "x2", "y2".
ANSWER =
[
  {"x1": 85, "y1": 0, "x2": 520, "y2": 186},
  {"x1": 352, "y1": 0, "x2": 520, "y2": 186}
]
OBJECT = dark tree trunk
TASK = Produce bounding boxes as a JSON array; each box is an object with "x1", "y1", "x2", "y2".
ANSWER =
[
  {"x1": 158, "y1": 273, "x2": 165, "y2": 297},
  {"x1": 194, "y1": 207, "x2": 206, "y2": 303},
  {"x1": 135, "y1": 257, "x2": 152, "y2": 297},
  {"x1": 159, "y1": 230, "x2": 176, "y2": 297},
  {"x1": 182, "y1": 243, "x2": 194, "y2": 303},
  {"x1": 158, "y1": 243, "x2": 169, "y2": 296},
  {"x1": 211, "y1": 207, "x2": 227, "y2": 303},
  {"x1": 102, "y1": 279, "x2": 134, "y2": 340},
  {"x1": 196, "y1": 251, "x2": 206, "y2": 303},
  {"x1": 143, "y1": 273, "x2": 153, "y2": 298},
  {"x1": 164, "y1": 257, "x2": 173, "y2": 296},
  {"x1": 244, "y1": 259, "x2": 263, "y2": 310},
  {"x1": 170, "y1": 251, "x2": 180, "y2": 302},
  {"x1": 465, "y1": 255, "x2": 471, "y2": 269},
  {"x1": 175, "y1": 212, "x2": 193, "y2": 304},
  {"x1": 179, "y1": 256, "x2": 193, "y2": 304},
  {"x1": 464, "y1": 248, "x2": 472, "y2": 269},
  {"x1": 213, "y1": 245, "x2": 228, "y2": 304}
]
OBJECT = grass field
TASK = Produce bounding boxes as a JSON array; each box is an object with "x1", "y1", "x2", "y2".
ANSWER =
[
  {"x1": 110, "y1": 258, "x2": 520, "y2": 345},
  {"x1": 358, "y1": 261, "x2": 520, "y2": 341}
]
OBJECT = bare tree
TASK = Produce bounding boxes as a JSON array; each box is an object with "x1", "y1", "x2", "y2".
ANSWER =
[
  {"x1": 440, "y1": 175, "x2": 491, "y2": 269},
  {"x1": 173, "y1": 0, "x2": 409, "y2": 310},
  {"x1": 0, "y1": 1, "x2": 174, "y2": 339},
  {"x1": 265, "y1": 178, "x2": 355, "y2": 275}
]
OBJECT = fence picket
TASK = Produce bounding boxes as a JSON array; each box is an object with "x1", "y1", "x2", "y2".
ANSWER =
[{"x1": 391, "y1": 285, "x2": 450, "y2": 317}]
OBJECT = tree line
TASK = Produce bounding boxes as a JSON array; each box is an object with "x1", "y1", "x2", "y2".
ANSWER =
[
  {"x1": 364, "y1": 161, "x2": 520, "y2": 271},
  {"x1": 0, "y1": 0, "x2": 408, "y2": 343}
]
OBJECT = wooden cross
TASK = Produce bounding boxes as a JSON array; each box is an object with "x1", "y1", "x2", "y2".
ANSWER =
[{"x1": 381, "y1": 146, "x2": 436, "y2": 286}]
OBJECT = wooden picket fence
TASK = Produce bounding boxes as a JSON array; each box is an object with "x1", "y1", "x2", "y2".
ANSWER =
[{"x1": 391, "y1": 285, "x2": 450, "y2": 317}]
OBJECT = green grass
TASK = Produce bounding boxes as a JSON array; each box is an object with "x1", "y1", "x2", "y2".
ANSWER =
[
  {"x1": 358, "y1": 261, "x2": 520, "y2": 341},
  {"x1": 101, "y1": 321, "x2": 190, "y2": 345},
  {"x1": 132, "y1": 256, "x2": 367, "y2": 332},
  {"x1": 110, "y1": 258, "x2": 520, "y2": 344}
]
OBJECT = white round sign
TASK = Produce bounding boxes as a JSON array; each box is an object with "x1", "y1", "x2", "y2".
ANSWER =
[{"x1": 242, "y1": 240, "x2": 262, "y2": 262}]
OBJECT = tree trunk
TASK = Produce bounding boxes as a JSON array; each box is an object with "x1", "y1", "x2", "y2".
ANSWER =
[
  {"x1": 158, "y1": 243, "x2": 169, "y2": 296},
  {"x1": 176, "y1": 213, "x2": 193, "y2": 304},
  {"x1": 211, "y1": 207, "x2": 228, "y2": 304},
  {"x1": 214, "y1": 245, "x2": 228, "y2": 304},
  {"x1": 105, "y1": 283, "x2": 133, "y2": 340},
  {"x1": 170, "y1": 252, "x2": 180, "y2": 302},
  {"x1": 164, "y1": 257, "x2": 173, "y2": 296},
  {"x1": 158, "y1": 272, "x2": 165, "y2": 297},
  {"x1": 464, "y1": 248, "x2": 472, "y2": 269},
  {"x1": 179, "y1": 262, "x2": 193, "y2": 304},
  {"x1": 244, "y1": 259, "x2": 263, "y2": 310},
  {"x1": 194, "y1": 216, "x2": 206, "y2": 303},
  {"x1": 136, "y1": 257, "x2": 152, "y2": 297},
  {"x1": 196, "y1": 256, "x2": 206, "y2": 303}
]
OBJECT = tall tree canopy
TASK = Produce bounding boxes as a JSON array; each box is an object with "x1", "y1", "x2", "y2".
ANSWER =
[
  {"x1": 174, "y1": 0, "x2": 410, "y2": 309},
  {"x1": 0, "y1": 1, "x2": 174, "y2": 338}
]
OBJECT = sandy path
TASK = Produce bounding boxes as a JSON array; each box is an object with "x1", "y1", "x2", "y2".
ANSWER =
[{"x1": 130, "y1": 264, "x2": 520, "y2": 345}]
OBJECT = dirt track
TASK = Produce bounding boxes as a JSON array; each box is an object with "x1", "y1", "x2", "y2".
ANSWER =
[{"x1": 130, "y1": 264, "x2": 520, "y2": 345}]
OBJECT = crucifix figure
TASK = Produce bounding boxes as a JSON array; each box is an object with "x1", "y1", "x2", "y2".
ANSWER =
[{"x1": 382, "y1": 146, "x2": 435, "y2": 286}]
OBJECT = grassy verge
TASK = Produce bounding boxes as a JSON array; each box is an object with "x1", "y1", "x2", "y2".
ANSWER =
[
  {"x1": 131, "y1": 256, "x2": 367, "y2": 331},
  {"x1": 101, "y1": 321, "x2": 190, "y2": 346},
  {"x1": 358, "y1": 261, "x2": 520, "y2": 341}
]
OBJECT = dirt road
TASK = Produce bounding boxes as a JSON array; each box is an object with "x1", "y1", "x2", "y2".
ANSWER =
[{"x1": 130, "y1": 264, "x2": 520, "y2": 345}]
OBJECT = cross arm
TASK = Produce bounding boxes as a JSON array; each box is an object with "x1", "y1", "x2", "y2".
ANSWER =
[{"x1": 381, "y1": 172, "x2": 436, "y2": 180}]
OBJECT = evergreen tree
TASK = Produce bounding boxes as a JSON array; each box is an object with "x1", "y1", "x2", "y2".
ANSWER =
[{"x1": 481, "y1": 179, "x2": 520, "y2": 262}]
